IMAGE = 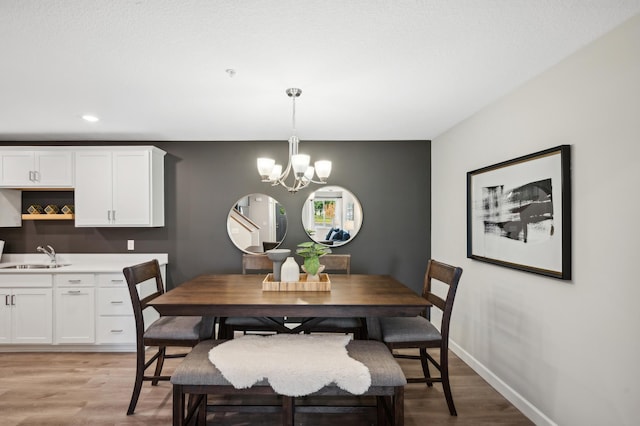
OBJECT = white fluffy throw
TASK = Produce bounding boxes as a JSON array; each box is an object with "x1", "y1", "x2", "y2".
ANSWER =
[{"x1": 208, "y1": 334, "x2": 371, "y2": 397}]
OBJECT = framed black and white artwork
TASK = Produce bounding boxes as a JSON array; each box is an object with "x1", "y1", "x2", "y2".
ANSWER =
[{"x1": 467, "y1": 145, "x2": 571, "y2": 280}]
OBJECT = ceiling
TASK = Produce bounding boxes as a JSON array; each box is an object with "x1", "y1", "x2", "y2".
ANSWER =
[{"x1": 1, "y1": 0, "x2": 639, "y2": 142}]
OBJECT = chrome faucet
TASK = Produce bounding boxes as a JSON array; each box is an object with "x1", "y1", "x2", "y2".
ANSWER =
[{"x1": 37, "y1": 245, "x2": 57, "y2": 265}]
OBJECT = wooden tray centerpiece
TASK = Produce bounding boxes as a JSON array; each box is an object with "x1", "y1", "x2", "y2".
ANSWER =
[{"x1": 262, "y1": 273, "x2": 331, "y2": 292}]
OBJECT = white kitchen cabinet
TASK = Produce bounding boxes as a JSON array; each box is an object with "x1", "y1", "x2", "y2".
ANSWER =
[
  {"x1": 0, "y1": 274, "x2": 53, "y2": 344},
  {"x1": 54, "y1": 274, "x2": 95, "y2": 344},
  {"x1": 0, "y1": 254, "x2": 167, "y2": 351},
  {"x1": 96, "y1": 272, "x2": 158, "y2": 345},
  {"x1": 96, "y1": 272, "x2": 135, "y2": 344},
  {"x1": 0, "y1": 189, "x2": 21, "y2": 227},
  {"x1": 0, "y1": 150, "x2": 74, "y2": 187},
  {"x1": 74, "y1": 147, "x2": 165, "y2": 227}
]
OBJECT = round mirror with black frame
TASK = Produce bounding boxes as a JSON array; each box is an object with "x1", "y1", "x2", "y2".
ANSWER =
[
  {"x1": 227, "y1": 193, "x2": 288, "y2": 254},
  {"x1": 301, "y1": 185, "x2": 363, "y2": 247}
]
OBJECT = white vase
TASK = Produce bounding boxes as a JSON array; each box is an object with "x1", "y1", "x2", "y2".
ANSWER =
[{"x1": 280, "y1": 257, "x2": 300, "y2": 282}]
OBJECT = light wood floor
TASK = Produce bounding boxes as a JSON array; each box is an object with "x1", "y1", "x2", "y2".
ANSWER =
[{"x1": 0, "y1": 348, "x2": 533, "y2": 425}]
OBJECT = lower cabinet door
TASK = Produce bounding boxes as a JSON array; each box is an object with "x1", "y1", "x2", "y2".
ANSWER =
[
  {"x1": 55, "y1": 287, "x2": 95, "y2": 344},
  {"x1": 0, "y1": 289, "x2": 11, "y2": 343},
  {"x1": 12, "y1": 288, "x2": 53, "y2": 344}
]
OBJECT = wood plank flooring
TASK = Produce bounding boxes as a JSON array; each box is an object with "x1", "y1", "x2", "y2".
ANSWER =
[{"x1": 0, "y1": 348, "x2": 533, "y2": 425}]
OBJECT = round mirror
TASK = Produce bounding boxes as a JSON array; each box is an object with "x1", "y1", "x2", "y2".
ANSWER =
[
  {"x1": 301, "y1": 186, "x2": 363, "y2": 247},
  {"x1": 227, "y1": 194, "x2": 288, "y2": 254}
]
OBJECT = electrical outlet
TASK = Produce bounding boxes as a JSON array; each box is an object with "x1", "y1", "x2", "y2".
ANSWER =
[{"x1": 127, "y1": 240, "x2": 135, "y2": 251}]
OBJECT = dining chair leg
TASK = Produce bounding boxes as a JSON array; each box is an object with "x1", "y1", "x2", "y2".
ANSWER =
[
  {"x1": 127, "y1": 346, "x2": 146, "y2": 415},
  {"x1": 440, "y1": 351, "x2": 457, "y2": 416},
  {"x1": 152, "y1": 346, "x2": 166, "y2": 385},
  {"x1": 419, "y1": 348, "x2": 433, "y2": 387}
]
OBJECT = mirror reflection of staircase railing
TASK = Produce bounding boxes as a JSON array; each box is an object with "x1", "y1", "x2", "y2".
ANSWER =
[{"x1": 229, "y1": 209, "x2": 261, "y2": 252}]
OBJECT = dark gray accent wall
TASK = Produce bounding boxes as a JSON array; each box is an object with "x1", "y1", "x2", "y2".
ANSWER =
[{"x1": 0, "y1": 140, "x2": 430, "y2": 293}]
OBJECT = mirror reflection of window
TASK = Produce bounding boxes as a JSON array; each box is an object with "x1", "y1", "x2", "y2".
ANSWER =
[
  {"x1": 227, "y1": 194, "x2": 287, "y2": 253},
  {"x1": 314, "y1": 200, "x2": 336, "y2": 226},
  {"x1": 302, "y1": 186, "x2": 363, "y2": 247}
]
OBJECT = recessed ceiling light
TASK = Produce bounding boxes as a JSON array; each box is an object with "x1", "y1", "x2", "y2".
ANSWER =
[{"x1": 82, "y1": 114, "x2": 99, "y2": 122}]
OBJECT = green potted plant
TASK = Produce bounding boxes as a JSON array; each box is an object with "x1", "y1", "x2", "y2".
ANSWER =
[{"x1": 295, "y1": 242, "x2": 331, "y2": 281}]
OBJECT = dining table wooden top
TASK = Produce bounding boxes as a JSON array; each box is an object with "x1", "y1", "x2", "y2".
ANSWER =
[{"x1": 149, "y1": 273, "x2": 429, "y2": 318}]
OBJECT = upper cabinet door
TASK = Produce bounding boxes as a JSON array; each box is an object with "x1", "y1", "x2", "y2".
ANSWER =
[
  {"x1": 34, "y1": 151, "x2": 74, "y2": 187},
  {"x1": 0, "y1": 150, "x2": 73, "y2": 187},
  {"x1": 111, "y1": 151, "x2": 151, "y2": 226},
  {"x1": 0, "y1": 151, "x2": 34, "y2": 186},
  {"x1": 74, "y1": 147, "x2": 165, "y2": 227},
  {"x1": 74, "y1": 151, "x2": 113, "y2": 226}
]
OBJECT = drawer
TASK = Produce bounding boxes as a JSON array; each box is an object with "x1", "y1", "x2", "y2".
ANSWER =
[
  {"x1": 98, "y1": 287, "x2": 133, "y2": 315},
  {"x1": 97, "y1": 316, "x2": 135, "y2": 344},
  {"x1": 98, "y1": 273, "x2": 127, "y2": 287},
  {"x1": 0, "y1": 274, "x2": 52, "y2": 287},
  {"x1": 55, "y1": 274, "x2": 95, "y2": 287}
]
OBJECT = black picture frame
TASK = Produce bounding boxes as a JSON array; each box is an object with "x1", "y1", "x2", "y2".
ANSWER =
[{"x1": 467, "y1": 145, "x2": 571, "y2": 280}]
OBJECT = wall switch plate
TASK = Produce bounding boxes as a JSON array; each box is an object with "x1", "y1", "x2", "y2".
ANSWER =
[{"x1": 127, "y1": 240, "x2": 135, "y2": 251}]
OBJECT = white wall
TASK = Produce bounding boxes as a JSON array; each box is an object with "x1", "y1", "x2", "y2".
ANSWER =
[{"x1": 432, "y1": 14, "x2": 640, "y2": 426}]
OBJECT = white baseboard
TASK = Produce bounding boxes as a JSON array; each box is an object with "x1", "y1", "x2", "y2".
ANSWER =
[{"x1": 449, "y1": 340, "x2": 556, "y2": 426}]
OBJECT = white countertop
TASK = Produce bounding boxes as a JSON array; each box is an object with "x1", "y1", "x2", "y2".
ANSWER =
[{"x1": 0, "y1": 253, "x2": 168, "y2": 273}]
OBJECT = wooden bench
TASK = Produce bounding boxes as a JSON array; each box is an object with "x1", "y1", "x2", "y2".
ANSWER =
[{"x1": 171, "y1": 339, "x2": 406, "y2": 425}]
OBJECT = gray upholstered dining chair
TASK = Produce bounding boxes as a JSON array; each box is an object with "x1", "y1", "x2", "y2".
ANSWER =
[
  {"x1": 123, "y1": 259, "x2": 215, "y2": 415},
  {"x1": 299, "y1": 254, "x2": 366, "y2": 338},
  {"x1": 378, "y1": 259, "x2": 463, "y2": 416},
  {"x1": 219, "y1": 254, "x2": 285, "y2": 338}
]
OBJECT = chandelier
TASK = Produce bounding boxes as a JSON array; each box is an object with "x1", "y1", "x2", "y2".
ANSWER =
[{"x1": 257, "y1": 88, "x2": 332, "y2": 193}]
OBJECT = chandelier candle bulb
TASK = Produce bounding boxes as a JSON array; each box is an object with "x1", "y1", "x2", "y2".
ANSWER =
[
  {"x1": 268, "y1": 164, "x2": 282, "y2": 181},
  {"x1": 303, "y1": 167, "x2": 315, "y2": 181},
  {"x1": 291, "y1": 154, "x2": 310, "y2": 175},
  {"x1": 315, "y1": 161, "x2": 332, "y2": 180},
  {"x1": 257, "y1": 158, "x2": 276, "y2": 181}
]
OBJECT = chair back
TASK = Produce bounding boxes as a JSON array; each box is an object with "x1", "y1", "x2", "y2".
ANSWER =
[
  {"x1": 123, "y1": 259, "x2": 165, "y2": 344},
  {"x1": 262, "y1": 241, "x2": 279, "y2": 252},
  {"x1": 423, "y1": 259, "x2": 463, "y2": 342},
  {"x1": 242, "y1": 254, "x2": 273, "y2": 274},
  {"x1": 320, "y1": 254, "x2": 351, "y2": 274}
]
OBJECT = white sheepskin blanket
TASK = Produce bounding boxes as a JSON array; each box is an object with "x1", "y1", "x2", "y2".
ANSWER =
[{"x1": 208, "y1": 334, "x2": 371, "y2": 397}]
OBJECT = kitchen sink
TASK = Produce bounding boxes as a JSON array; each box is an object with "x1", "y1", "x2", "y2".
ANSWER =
[{"x1": 0, "y1": 263, "x2": 71, "y2": 269}]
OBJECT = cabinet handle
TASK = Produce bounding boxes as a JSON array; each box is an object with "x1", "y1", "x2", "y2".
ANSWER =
[
  {"x1": 11, "y1": 295, "x2": 16, "y2": 305},
  {"x1": 67, "y1": 279, "x2": 82, "y2": 283},
  {"x1": 67, "y1": 290, "x2": 82, "y2": 294},
  {"x1": 33, "y1": 170, "x2": 40, "y2": 182},
  {"x1": 110, "y1": 329, "x2": 124, "y2": 333},
  {"x1": 5, "y1": 295, "x2": 9, "y2": 306},
  {"x1": 110, "y1": 300, "x2": 124, "y2": 304},
  {"x1": 110, "y1": 279, "x2": 124, "y2": 283},
  {"x1": 107, "y1": 210, "x2": 111, "y2": 222},
  {"x1": 112, "y1": 210, "x2": 116, "y2": 222},
  {"x1": 29, "y1": 170, "x2": 34, "y2": 181}
]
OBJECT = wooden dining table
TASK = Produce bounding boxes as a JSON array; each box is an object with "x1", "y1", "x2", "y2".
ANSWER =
[{"x1": 149, "y1": 273, "x2": 429, "y2": 335}]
